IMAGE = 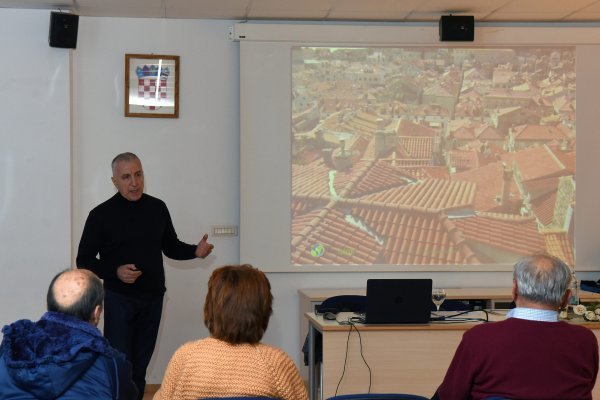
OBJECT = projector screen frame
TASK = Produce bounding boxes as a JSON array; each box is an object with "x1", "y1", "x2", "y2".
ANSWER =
[{"x1": 239, "y1": 22, "x2": 600, "y2": 272}]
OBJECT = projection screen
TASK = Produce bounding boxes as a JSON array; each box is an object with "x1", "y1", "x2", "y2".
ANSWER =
[{"x1": 239, "y1": 22, "x2": 600, "y2": 272}]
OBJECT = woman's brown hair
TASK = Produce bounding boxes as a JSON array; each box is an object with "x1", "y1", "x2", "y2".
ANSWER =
[{"x1": 204, "y1": 264, "x2": 273, "y2": 344}]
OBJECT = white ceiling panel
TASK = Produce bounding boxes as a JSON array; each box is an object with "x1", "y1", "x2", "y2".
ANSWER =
[
  {"x1": 329, "y1": 0, "x2": 424, "y2": 13},
  {"x1": 495, "y1": 0, "x2": 598, "y2": 13},
  {"x1": 407, "y1": 11, "x2": 494, "y2": 22},
  {"x1": 76, "y1": 0, "x2": 165, "y2": 18},
  {"x1": 488, "y1": 0, "x2": 599, "y2": 21},
  {"x1": 166, "y1": 0, "x2": 250, "y2": 19},
  {"x1": 2, "y1": 0, "x2": 600, "y2": 22},
  {"x1": 247, "y1": 0, "x2": 329, "y2": 18},
  {"x1": 247, "y1": 0, "x2": 333, "y2": 20},
  {"x1": 326, "y1": 10, "x2": 415, "y2": 21},
  {"x1": 0, "y1": 0, "x2": 73, "y2": 10},
  {"x1": 486, "y1": 12, "x2": 583, "y2": 21},
  {"x1": 413, "y1": 0, "x2": 510, "y2": 14}
]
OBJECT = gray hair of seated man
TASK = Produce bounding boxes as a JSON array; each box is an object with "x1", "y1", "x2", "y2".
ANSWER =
[{"x1": 513, "y1": 254, "x2": 572, "y2": 309}]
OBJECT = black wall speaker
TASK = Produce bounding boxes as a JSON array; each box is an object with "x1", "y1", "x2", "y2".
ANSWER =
[
  {"x1": 49, "y1": 12, "x2": 79, "y2": 49},
  {"x1": 439, "y1": 15, "x2": 474, "y2": 42}
]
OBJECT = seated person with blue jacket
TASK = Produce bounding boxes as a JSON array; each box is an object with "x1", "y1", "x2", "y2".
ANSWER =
[{"x1": 0, "y1": 268, "x2": 138, "y2": 399}]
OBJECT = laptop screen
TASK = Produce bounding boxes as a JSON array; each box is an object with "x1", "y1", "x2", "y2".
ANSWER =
[{"x1": 365, "y1": 279, "x2": 433, "y2": 324}]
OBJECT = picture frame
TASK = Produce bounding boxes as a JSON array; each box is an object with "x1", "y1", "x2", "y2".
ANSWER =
[{"x1": 125, "y1": 54, "x2": 179, "y2": 118}]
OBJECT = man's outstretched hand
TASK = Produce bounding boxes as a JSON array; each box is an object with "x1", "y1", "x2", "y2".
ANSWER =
[{"x1": 195, "y1": 233, "x2": 214, "y2": 259}]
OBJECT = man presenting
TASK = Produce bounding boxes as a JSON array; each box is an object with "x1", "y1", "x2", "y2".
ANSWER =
[
  {"x1": 433, "y1": 254, "x2": 598, "y2": 400},
  {"x1": 77, "y1": 152, "x2": 214, "y2": 399}
]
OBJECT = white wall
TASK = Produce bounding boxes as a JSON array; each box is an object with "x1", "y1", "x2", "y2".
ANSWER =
[
  {"x1": 0, "y1": 9, "x2": 71, "y2": 328},
  {"x1": 3, "y1": 9, "x2": 600, "y2": 386}
]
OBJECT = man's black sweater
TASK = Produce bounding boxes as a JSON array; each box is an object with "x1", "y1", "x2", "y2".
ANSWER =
[{"x1": 76, "y1": 193, "x2": 197, "y2": 297}]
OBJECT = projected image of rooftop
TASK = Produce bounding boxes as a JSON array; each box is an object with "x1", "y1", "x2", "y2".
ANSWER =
[{"x1": 291, "y1": 46, "x2": 575, "y2": 267}]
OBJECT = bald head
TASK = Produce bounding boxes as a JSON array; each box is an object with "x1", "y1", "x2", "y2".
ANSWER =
[
  {"x1": 51, "y1": 269, "x2": 93, "y2": 307},
  {"x1": 47, "y1": 269, "x2": 104, "y2": 323}
]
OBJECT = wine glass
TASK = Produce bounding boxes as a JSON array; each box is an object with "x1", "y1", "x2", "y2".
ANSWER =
[{"x1": 432, "y1": 288, "x2": 447, "y2": 312}]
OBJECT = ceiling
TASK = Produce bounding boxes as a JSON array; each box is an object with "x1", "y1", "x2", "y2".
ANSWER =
[{"x1": 3, "y1": 0, "x2": 600, "y2": 22}]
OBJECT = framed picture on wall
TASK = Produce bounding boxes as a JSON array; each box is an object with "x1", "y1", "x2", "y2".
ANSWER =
[{"x1": 125, "y1": 54, "x2": 179, "y2": 118}]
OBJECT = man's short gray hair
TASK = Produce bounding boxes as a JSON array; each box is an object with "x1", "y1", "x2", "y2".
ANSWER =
[
  {"x1": 513, "y1": 254, "x2": 572, "y2": 308},
  {"x1": 111, "y1": 152, "x2": 139, "y2": 173}
]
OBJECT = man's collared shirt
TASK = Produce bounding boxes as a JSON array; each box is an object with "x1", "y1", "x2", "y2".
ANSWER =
[{"x1": 506, "y1": 307, "x2": 558, "y2": 322}]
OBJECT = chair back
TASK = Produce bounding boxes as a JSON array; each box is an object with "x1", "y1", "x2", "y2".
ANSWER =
[{"x1": 326, "y1": 394, "x2": 429, "y2": 400}]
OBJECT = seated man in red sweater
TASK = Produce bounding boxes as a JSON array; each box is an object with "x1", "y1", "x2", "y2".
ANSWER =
[{"x1": 433, "y1": 254, "x2": 599, "y2": 400}]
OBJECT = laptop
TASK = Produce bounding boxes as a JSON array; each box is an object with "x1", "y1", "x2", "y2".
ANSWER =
[{"x1": 365, "y1": 279, "x2": 432, "y2": 325}]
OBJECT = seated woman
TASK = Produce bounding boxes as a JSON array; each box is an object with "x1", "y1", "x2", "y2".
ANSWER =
[{"x1": 153, "y1": 264, "x2": 308, "y2": 400}]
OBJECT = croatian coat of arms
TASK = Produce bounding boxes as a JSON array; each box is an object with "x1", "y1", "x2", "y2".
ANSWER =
[{"x1": 135, "y1": 64, "x2": 170, "y2": 110}]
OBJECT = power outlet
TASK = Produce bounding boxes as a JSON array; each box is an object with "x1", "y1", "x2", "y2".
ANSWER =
[{"x1": 212, "y1": 225, "x2": 238, "y2": 237}]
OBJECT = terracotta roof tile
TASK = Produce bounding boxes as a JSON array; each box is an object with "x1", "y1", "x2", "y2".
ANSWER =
[
  {"x1": 476, "y1": 124, "x2": 504, "y2": 140},
  {"x1": 512, "y1": 124, "x2": 568, "y2": 141},
  {"x1": 453, "y1": 126, "x2": 477, "y2": 140},
  {"x1": 523, "y1": 176, "x2": 560, "y2": 199},
  {"x1": 546, "y1": 144, "x2": 575, "y2": 174},
  {"x1": 292, "y1": 161, "x2": 332, "y2": 198},
  {"x1": 291, "y1": 157, "x2": 562, "y2": 266},
  {"x1": 531, "y1": 190, "x2": 557, "y2": 227},
  {"x1": 291, "y1": 201, "x2": 481, "y2": 265},
  {"x1": 358, "y1": 179, "x2": 475, "y2": 212},
  {"x1": 453, "y1": 213, "x2": 546, "y2": 256},
  {"x1": 291, "y1": 112, "x2": 574, "y2": 267},
  {"x1": 501, "y1": 145, "x2": 570, "y2": 183},
  {"x1": 292, "y1": 159, "x2": 419, "y2": 204},
  {"x1": 291, "y1": 208, "x2": 385, "y2": 265},
  {"x1": 358, "y1": 208, "x2": 479, "y2": 265},
  {"x1": 545, "y1": 232, "x2": 574, "y2": 267},
  {"x1": 397, "y1": 118, "x2": 438, "y2": 137},
  {"x1": 453, "y1": 161, "x2": 520, "y2": 212},
  {"x1": 348, "y1": 160, "x2": 416, "y2": 197},
  {"x1": 291, "y1": 198, "x2": 329, "y2": 218},
  {"x1": 420, "y1": 167, "x2": 451, "y2": 180},
  {"x1": 448, "y1": 118, "x2": 475, "y2": 132},
  {"x1": 449, "y1": 149, "x2": 479, "y2": 171},
  {"x1": 398, "y1": 136, "x2": 434, "y2": 159}
]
